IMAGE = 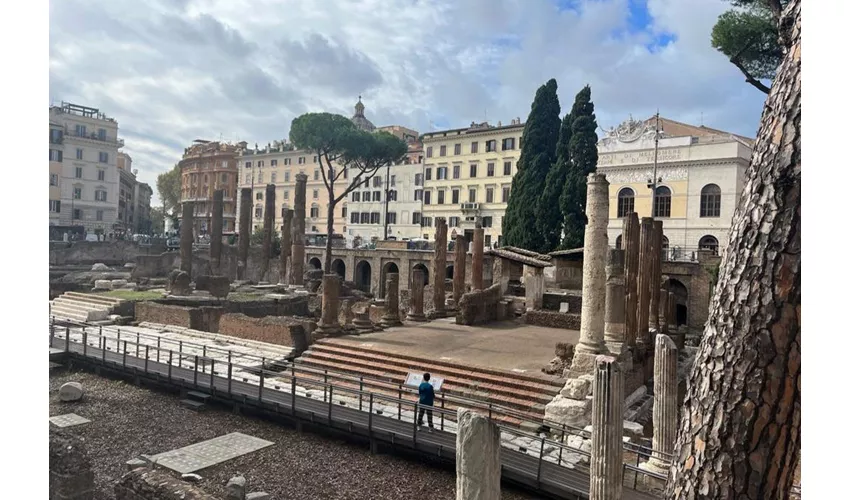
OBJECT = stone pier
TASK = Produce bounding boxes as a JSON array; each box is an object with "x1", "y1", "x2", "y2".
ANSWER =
[
  {"x1": 573, "y1": 173, "x2": 610, "y2": 375},
  {"x1": 623, "y1": 213, "x2": 640, "y2": 348},
  {"x1": 453, "y1": 235, "x2": 467, "y2": 305},
  {"x1": 456, "y1": 408, "x2": 501, "y2": 500},
  {"x1": 180, "y1": 201, "x2": 195, "y2": 276},
  {"x1": 590, "y1": 355, "x2": 624, "y2": 500},
  {"x1": 471, "y1": 224, "x2": 485, "y2": 291},
  {"x1": 407, "y1": 268, "x2": 427, "y2": 321},
  {"x1": 260, "y1": 184, "x2": 276, "y2": 282},
  {"x1": 279, "y1": 208, "x2": 293, "y2": 284},
  {"x1": 237, "y1": 188, "x2": 251, "y2": 280},
  {"x1": 525, "y1": 267, "x2": 545, "y2": 311},
  {"x1": 604, "y1": 248, "x2": 626, "y2": 354},
  {"x1": 433, "y1": 217, "x2": 448, "y2": 317},
  {"x1": 636, "y1": 217, "x2": 654, "y2": 345},
  {"x1": 649, "y1": 220, "x2": 663, "y2": 331},
  {"x1": 314, "y1": 274, "x2": 342, "y2": 337},
  {"x1": 380, "y1": 273, "x2": 403, "y2": 327},
  {"x1": 291, "y1": 173, "x2": 308, "y2": 286},
  {"x1": 642, "y1": 333, "x2": 678, "y2": 474},
  {"x1": 210, "y1": 189, "x2": 224, "y2": 274}
]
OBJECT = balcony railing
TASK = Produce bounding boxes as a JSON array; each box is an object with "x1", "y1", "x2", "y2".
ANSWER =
[{"x1": 64, "y1": 128, "x2": 124, "y2": 147}]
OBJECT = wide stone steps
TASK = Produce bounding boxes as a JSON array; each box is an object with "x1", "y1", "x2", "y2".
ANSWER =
[
  {"x1": 49, "y1": 292, "x2": 124, "y2": 324},
  {"x1": 63, "y1": 291, "x2": 124, "y2": 307}
]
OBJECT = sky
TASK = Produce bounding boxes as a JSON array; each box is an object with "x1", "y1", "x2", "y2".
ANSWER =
[{"x1": 48, "y1": 0, "x2": 768, "y2": 207}]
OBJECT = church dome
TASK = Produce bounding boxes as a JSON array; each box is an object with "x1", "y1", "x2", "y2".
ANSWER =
[{"x1": 350, "y1": 96, "x2": 376, "y2": 132}]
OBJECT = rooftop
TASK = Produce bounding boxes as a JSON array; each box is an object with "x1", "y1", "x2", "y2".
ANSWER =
[
  {"x1": 51, "y1": 101, "x2": 116, "y2": 123},
  {"x1": 421, "y1": 119, "x2": 525, "y2": 140}
]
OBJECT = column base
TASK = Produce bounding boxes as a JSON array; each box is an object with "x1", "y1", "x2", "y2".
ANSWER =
[
  {"x1": 380, "y1": 315, "x2": 403, "y2": 328},
  {"x1": 567, "y1": 351, "x2": 605, "y2": 378},
  {"x1": 314, "y1": 323, "x2": 342, "y2": 338},
  {"x1": 406, "y1": 312, "x2": 427, "y2": 322}
]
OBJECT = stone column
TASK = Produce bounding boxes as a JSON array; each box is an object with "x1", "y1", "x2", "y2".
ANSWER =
[
  {"x1": 180, "y1": 201, "x2": 195, "y2": 277},
  {"x1": 636, "y1": 217, "x2": 654, "y2": 345},
  {"x1": 279, "y1": 208, "x2": 293, "y2": 284},
  {"x1": 314, "y1": 274, "x2": 341, "y2": 337},
  {"x1": 456, "y1": 408, "x2": 501, "y2": 500},
  {"x1": 658, "y1": 279, "x2": 669, "y2": 335},
  {"x1": 623, "y1": 213, "x2": 640, "y2": 348},
  {"x1": 471, "y1": 224, "x2": 485, "y2": 291},
  {"x1": 604, "y1": 248, "x2": 626, "y2": 354},
  {"x1": 291, "y1": 173, "x2": 308, "y2": 286},
  {"x1": 433, "y1": 217, "x2": 448, "y2": 317},
  {"x1": 237, "y1": 188, "x2": 251, "y2": 280},
  {"x1": 590, "y1": 355, "x2": 624, "y2": 500},
  {"x1": 525, "y1": 267, "x2": 544, "y2": 311},
  {"x1": 497, "y1": 258, "x2": 511, "y2": 295},
  {"x1": 643, "y1": 333, "x2": 678, "y2": 474},
  {"x1": 380, "y1": 273, "x2": 403, "y2": 327},
  {"x1": 407, "y1": 268, "x2": 427, "y2": 321},
  {"x1": 260, "y1": 184, "x2": 276, "y2": 282},
  {"x1": 210, "y1": 189, "x2": 224, "y2": 274},
  {"x1": 453, "y1": 235, "x2": 467, "y2": 305},
  {"x1": 649, "y1": 220, "x2": 664, "y2": 331},
  {"x1": 576, "y1": 173, "x2": 610, "y2": 358}
]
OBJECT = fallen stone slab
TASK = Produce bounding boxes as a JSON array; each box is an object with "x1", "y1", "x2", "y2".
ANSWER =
[
  {"x1": 125, "y1": 458, "x2": 147, "y2": 471},
  {"x1": 59, "y1": 382, "x2": 84, "y2": 402},
  {"x1": 246, "y1": 493, "x2": 270, "y2": 500},
  {"x1": 93, "y1": 279, "x2": 111, "y2": 290}
]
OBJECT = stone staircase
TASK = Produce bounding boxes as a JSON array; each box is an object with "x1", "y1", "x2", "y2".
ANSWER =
[
  {"x1": 295, "y1": 339, "x2": 565, "y2": 428},
  {"x1": 49, "y1": 291, "x2": 125, "y2": 324}
]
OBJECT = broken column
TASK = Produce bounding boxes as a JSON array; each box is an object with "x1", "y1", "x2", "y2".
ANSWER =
[
  {"x1": 279, "y1": 208, "x2": 293, "y2": 284},
  {"x1": 525, "y1": 266, "x2": 544, "y2": 311},
  {"x1": 471, "y1": 224, "x2": 484, "y2": 290},
  {"x1": 433, "y1": 217, "x2": 448, "y2": 317},
  {"x1": 260, "y1": 184, "x2": 276, "y2": 282},
  {"x1": 604, "y1": 248, "x2": 626, "y2": 354},
  {"x1": 210, "y1": 189, "x2": 224, "y2": 274},
  {"x1": 590, "y1": 355, "x2": 624, "y2": 500},
  {"x1": 407, "y1": 268, "x2": 427, "y2": 321},
  {"x1": 642, "y1": 333, "x2": 678, "y2": 474},
  {"x1": 380, "y1": 272, "x2": 403, "y2": 327},
  {"x1": 237, "y1": 188, "x2": 251, "y2": 280},
  {"x1": 453, "y1": 234, "x2": 467, "y2": 305},
  {"x1": 456, "y1": 408, "x2": 501, "y2": 500},
  {"x1": 291, "y1": 173, "x2": 307, "y2": 286},
  {"x1": 659, "y1": 279, "x2": 669, "y2": 335},
  {"x1": 649, "y1": 220, "x2": 664, "y2": 331},
  {"x1": 623, "y1": 212, "x2": 640, "y2": 348},
  {"x1": 314, "y1": 274, "x2": 342, "y2": 337},
  {"x1": 180, "y1": 201, "x2": 195, "y2": 277},
  {"x1": 573, "y1": 173, "x2": 610, "y2": 374},
  {"x1": 636, "y1": 217, "x2": 654, "y2": 345}
]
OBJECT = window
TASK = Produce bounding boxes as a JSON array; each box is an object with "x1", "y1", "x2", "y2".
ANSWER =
[
  {"x1": 75, "y1": 167, "x2": 83, "y2": 179},
  {"x1": 298, "y1": 157, "x2": 305, "y2": 164},
  {"x1": 364, "y1": 192, "x2": 371, "y2": 202},
  {"x1": 700, "y1": 184, "x2": 721, "y2": 217},
  {"x1": 426, "y1": 146, "x2": 433, "y2": 158},
  {"x1": 451, "y1": 165, "x2": 461, "y2": 179},
  {"x1": 503, "y1": 161, "x2": 512, "y2": 175},
  {"x1": 424, "y1": 191, "x2": 432, "y2": 205},
  {"x1": 437, "y1": 167, "x2": 447, "y2": 180},
  {"x1": 616, "y1": 235, "x2": 623, "y2": 249},
  {"x1": 255, "y1": 206, "x2": 263, "y2": 218},
  {"x1": 284, "y1": 190, "x2": 290, "y2": 200},
  {"x1": 49, "y1": 149, "x2": 62, "y2": 162},
  {"x1": 73, "y1": 187, "x2": 82, "y2": 199},
  {"x1": 353, "y1": 192, "x2": 361, "y2": 202},
  {"x1": 519, "y1": 137, "x2": 523, "y2": 149},
  {"x1": 98, "y1": 128, "x2": 106, "y2": 141},
  {"x1": 50, "y1": 173, "x2": 58, "y2": 186},
  {"x1": 221, "y1": 173, "x2": 228, "y2": 183},
  {"x1": 449, "y1": 216, "x2": 459, "y2": 227},
  {"x1": 373, "y1": 176, "x2": 382, "y2": 188},
  {"x1": 437, "y1": 190, "x2": 445, "y2": 204},
  {"x1": 342, "y1": 206, "x2": 347, "y2": 217},
  {"x1": 502, "y1": 137, "x2": 515, "y2": 150},
  {"x1": 482, "y1": 216, "x2": 493, "y2": 228},
  {"x1": 50, "y1": 129, "x2": 63, "y2": 144},
  {"x1": 245, "y1": 161, "x2": 252, "y2": 169},
  {"x1": 470, "y1": 164, "x2": 478, "y2": 177},
  {"x1": 389, "y1": 190, "x2": 397, "y2": 201},
  {"x1": 425, "y1": 168, "x2": 432, "y2": 180},
  {"x1": 256, "y1": 192, "x2": 263, "y2": 200},
  {"x1": 469, "y1": 188, "x2": 477, "y2": 203},
  {"x1": 351, "y1": 212, "x2": 360, "y2": 223},
  {"x1": 452, "y1": 189, "x2": 459, "y2": 204},
  {"x1": 99, "y1": 152, "x2": 108, "y2": 163},
  {"x1": 50, "y1": 200, "x2": 60, "y2": 212},
  {"x1": 485, "y1": 140, "x2": 497, "y2": 152},
  {"x1": 415, "y1": 173, "x2": 423, "y2": 186},
  {"x1": 96, "y1": 210, "x2": 104, "y2": 221},
  {"x1": 313, "y1": 156, "x2": 318, "y2": 163},
  {"x1": 653, "y1": 186, "x2": 671, "y2": 218},
  {"x1": 313, "y1": 189, "x2": 319, "y2": 199},
  {"x1": 284, "y1": 172, "x2": 290, "y2": 182},
  {"x1": 390, "y1": 175, "x2": 396, "y2": 186},
  {"x1": 313, "y1": 170, "x2": 319, "y2": 180},
  {"x1": 95, "y1": 190, "x2": 107, "y2": 202},
  {"x1": 73, "y1": 208, "x2": 82, "y2": 220},
  {"x1": 271, "y1": 159, "x2": 278, "y2": 166},
  {"x1": 471, "y1": 142, "x2": 478, "y2": 154},
  {"x1": 271, "y1": 173, "x2": 277, "y2": 183},
  {"x1": 439, "y1": 145, "x2": 446, "y2": 157},
  {"x1": 414, "y1": 189, "x2": 422, "y2": 201},
  {"x1": 76, "y1": 148, "x2": 83, "y2": 160},
  {"x1": 413, "y1": 212, "x2": 422, "y2": 225},
  {"x1": 387, "y1": 212, "x2": 397, "y2": 224},
  {"x1": 311, "y1": 206, "x2": 320, "y2": 218},
  {"x1": 374, "y1": 191, "x2": 381, "y2": 202},
  {"x1": 454, "y1": 144, "x2": 461, "y2": 155},
  {"x1": 487, "y1": 163, "x2": 495, "y2": 176},
  {"x1": 699, "y1": 235, "x2": 719, "y2": 254},
  {"x1": 486, "y1": 188, "x2": 494, "y2": 203},
  {"x1": 422, "y1": 217, "x2": 433, "y2": 227},
  {"x1": 617, "y1": 188, "x2": 635, "y2": 218},
  {"x1": 75, "y1": 124, "x2": 86, "y2": 137},
  {"x1": 502, "y1": 186, "x2": 510, "y2": 202},
  {"x1": 284, "y1": 158, "x2": 291, "y2": 166},
  {"x1": 371, "y1": 212, "x2": 380, "y2": 224},
  {"x1": 258, "y1": 161, "x2": 264, "y2": 168},
  {"x1": 258, "y1": 172, "x2": 264, "y2": 183}
]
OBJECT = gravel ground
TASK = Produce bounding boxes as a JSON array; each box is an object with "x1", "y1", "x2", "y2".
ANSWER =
[{"x1": 50, "y1": 369, "x2": 539, "y2": 500}]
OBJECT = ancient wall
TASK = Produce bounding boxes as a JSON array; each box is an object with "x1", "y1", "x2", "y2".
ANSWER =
[
  {"x1": 456, "y1": 284, "x2": 508, "y2": 326},
  {"x1": 218, "y1": 313, "x2": 307, "y2": 347},
  {"x1": 49, "y1": 241, "x2": 167, "y2": 266},
  {"x1": 114, "y1": 467, "x2": 220, "y2": 500},
  {"x1": 553, "y1": 259, "x2": 583, "y2": 289},
  {"x1": 525, "y1": 310, "x2": 582, "y2": 330},
  {"x1": 135, "y1": 302, "x2": 222, "y2": 332},
  {"x1": 50, "y1": 427, "x2": 95, "y2": 500},
  {"x1": 542, "y1": 291, "x2": 582, "y2": 313}
]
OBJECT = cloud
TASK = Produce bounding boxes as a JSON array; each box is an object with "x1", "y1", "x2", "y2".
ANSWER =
[{"x1": 49, "y1": 0, "x2": 767, "y2": 206}]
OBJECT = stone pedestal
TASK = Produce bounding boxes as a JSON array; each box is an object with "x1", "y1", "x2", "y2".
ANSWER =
[
  {"x1": 354, "y1": 309, "x2": 378, "y2": 333},
  {"x1": 210, "y1": 189, "x2": 224, "y2": 274},
  {"x1": 604, "y1": 248, "x2": 626, "y2": 354},
  {"x1": 590, "y1": 355, "x2": 624, "y2": 500},
  {"x1": 291, "y1": 173, "x2": 308, "y2": 286},
  {"x1": 433, "y1": 218, "x2": 448, "y2": 317},
  {"x1": 279, "y1": 208, "x2": 293, "y2": 284},
  {"x1": 649, "y1": 220, "x2": 663, "y2": 331},
  {"x1": 314, "y1": 274, "x2": 341, "y2": 337},
  {"x1": 456, "y1": 408, "x2": 501, "y2": 500},
  {"x1": 237, "y1": 188, "x2": 251, "y2": 280},
  {"x1": 636, "y1": 217, "x2": 654, "y2": 345},
  {"x1": 525, "y1": 267, "x2": 544, "y2": 311},
  {"x1": 576, "y1": 173, "x2": 610, "y2": 359},
  {"x1": 623, "y1": 213, "x2": 639, "y2": 348},
  {"x1": 641, "y1": 334, "x2": 678, "y2": 474},
  {"x1": 260, "y1": 184, "x2": 276, "y2": 282},
  {"x1": 471, "y1": 225, "x2": 485, "y2": 291},
  {"x1": 380, "y1": 273, "x2": 403, "y2": 327},
  {"x1": 180, "y1": 201, "x2": 195, "y2": 277},
  {"x1": 453, "y1": 235, "x2": 467, "y2": 305},
  {"x1": 407, "y1": 269, "x2": 427, "y2": 321}
]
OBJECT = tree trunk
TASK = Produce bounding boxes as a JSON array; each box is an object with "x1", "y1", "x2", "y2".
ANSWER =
[
  {"x1": 664, "y1": 1, "x2": 800, "y2": 499},
  {"x1": 324, "y1": 200, "x2": 335, "y2": 273}
]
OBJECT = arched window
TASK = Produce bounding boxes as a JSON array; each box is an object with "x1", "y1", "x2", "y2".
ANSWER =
[
  {"x1": 617, "y1": 188, "x2": 635, "y2": 218},
  {"x1": 661, "y1": 236, "x2": 669, "y2": 260},
  {"x1": 653, "y1": 186, "x2": 671, "y2": 218},
  {"x1": 700, "y1": 184, "x2": 721, "y2": 217},
  {"x1": 310, "y1": 204, "x2": 320, "y2": 218},
  {"x1": 699, "y1": 235, "x2": 719, "y2": 254},
  {"x1": 615, "y1": 234, "x2": 623, "y2": 249}
]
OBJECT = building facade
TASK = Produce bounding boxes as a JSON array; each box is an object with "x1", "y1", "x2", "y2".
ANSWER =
[
  {"x1": 420, "y1": 119, "x2": 524, "y2": 247},
  {"x1": 178, "y1": 140, "x2": 241, "y2": 238},
  {"x1": 134, "y1": 182, "x2": 153, "y2": 234},
  {"x1": 114, "y1": 152, "x2": 153, "y2": 235},
  {"x1": 48, "y1": 102, "x2": 123, "y2": 236},
  {"x1": 598, "y1": 116, "x2": 753, "y2": 258}
]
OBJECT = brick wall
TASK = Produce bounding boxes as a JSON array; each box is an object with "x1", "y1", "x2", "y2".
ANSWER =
[
  {"x1": 218, "y1": 313, "x2": 308, "y2": 347},
  {"x1": 135, "y1": 302, "x2": 222, "y2": 332},
  {"x1": 114, "y1": 468, "x2": 220, "y2": 500}
]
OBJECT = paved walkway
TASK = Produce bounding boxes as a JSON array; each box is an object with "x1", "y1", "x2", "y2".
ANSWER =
[{"x1": 336, "y1": 318, "x2": 579, "y2": 373}]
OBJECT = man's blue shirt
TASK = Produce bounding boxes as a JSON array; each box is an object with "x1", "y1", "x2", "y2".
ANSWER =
[{"x1": 418, "y1": 381, "x2": 435, "y2": 406}]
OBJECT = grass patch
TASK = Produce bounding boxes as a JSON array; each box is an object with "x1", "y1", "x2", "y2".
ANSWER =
[
  {"x1": 227, "y1": 292, "x2": 269, "y2": 302},
  {"x1": 95, "y1": 290, "x2": 165, "y2": 301}
]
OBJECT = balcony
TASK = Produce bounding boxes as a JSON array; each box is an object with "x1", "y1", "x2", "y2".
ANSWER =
[
  {"x1": 461, "y1": 202, "x2": 480, "y2": 213},
  {"x1": 64, "y1": 128, "x2": 124, "y2": 147}
]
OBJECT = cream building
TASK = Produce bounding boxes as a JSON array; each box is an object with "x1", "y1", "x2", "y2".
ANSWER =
[
  {"x1": 420, "y1": 119, "x2": 524, "y2": 247},
  {"x1": 598, "y1": 116, "x2": 753, "y2": 259},
  {"x1": 49, "y1": 121, "x2": 63, "y2": 227}
]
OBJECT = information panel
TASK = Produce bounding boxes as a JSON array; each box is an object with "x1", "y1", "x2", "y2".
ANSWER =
[{"x1": 404, "y1": 372, "x2": 444, "y2": 391}]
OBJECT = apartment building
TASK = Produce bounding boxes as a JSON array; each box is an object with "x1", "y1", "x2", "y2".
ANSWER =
[
  {"x1": 49, "y1": 121, "x2": 63, "y2": 226},
  {"x1": 115, "y1": 152, "x2": 153, "y2": 235},
  {"x1": 178, "y1": 140, "x2": 242, "y2": 238}
]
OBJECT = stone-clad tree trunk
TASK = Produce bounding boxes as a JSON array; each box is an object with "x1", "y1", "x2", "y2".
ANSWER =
[{"x1": 665, "y1": 1, "x2": 800, "y2": 498}]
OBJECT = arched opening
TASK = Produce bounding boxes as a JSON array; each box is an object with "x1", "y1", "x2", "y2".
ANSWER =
[
  {"x1": 615, "y1": 234, "x2": 623, "y2": 249},
  {"x1": 331, "y1": 259, "x2": 346, "y2": 280},
  {"x1": 446, "y1": 264, "x2": 455, "y2": 280},
  {"x1": 617, "y1": 187, "x2": 635, "y2": 218},
  {"x1": 700, "y1": 184, "x2": 721, "y2": 217},
  {"x1": 661, "y1": 235, "x2": 669, "y2": 260},
  {"x1": 355, "y1": 260, "x2": 372, "y2": 293},
  {"x1": 668, "y1": 278, "x2": 689, "y2": 328},
  {"x1": 412, "y1": 263, "x2": 429, "y2": 287},
  {"x1": 653, "y1": 186, "x2": 671, "y2": 218},
  {"x1": 308, "y1": 257, "x2": 322, "y2": 270},
  {"x1": 380, "y1": 262, "x2": 400, "y2": 298},
  {"x1": 699, "y1": 235, "x2": 719, "y2": 255}
]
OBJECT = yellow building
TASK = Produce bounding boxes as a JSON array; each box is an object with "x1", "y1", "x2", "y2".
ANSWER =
[{"x1": 419, "y1": 119, "x2": 524, "y2": 247}]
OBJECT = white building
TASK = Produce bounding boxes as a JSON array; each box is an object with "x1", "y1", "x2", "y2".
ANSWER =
[{"x1": 49, "y1": 102, "x2": 123, "y2": 236}]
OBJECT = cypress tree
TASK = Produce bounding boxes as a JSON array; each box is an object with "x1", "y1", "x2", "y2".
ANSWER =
[
  {"x1": 559, "y1": 85, "x2": 599, "y2": 249},
  {"x1": 535, "y1": 113, "x2": 573, "y2": 253},
  {"x1": 502, "y1": 78, "x2": 561, "y2": 251}
]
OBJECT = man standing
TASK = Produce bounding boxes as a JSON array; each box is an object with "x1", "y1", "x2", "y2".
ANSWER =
[{"x1": 417, "y1": 372, "x2": 435, "y2": 431}]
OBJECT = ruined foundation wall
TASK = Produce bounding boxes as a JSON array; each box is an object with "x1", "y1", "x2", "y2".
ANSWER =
[
  {"x1": 218, "y1": 313, "x2": 310, "y2": 347},
  {"x1": 525, "y1": 310, "x2": 581, "y2": 330},
  {"x1": 114, "y1": 468, "x2": 221, "y2": 500},
  {"x1": 49, "y1": 241, "x2": 168, "y2": 266},
  {"x1": 50, "y1": 428, "x2": 94, "y2": 500},
  {"x1": 135, "y1": 302, "x2": 222, "y2": 332},
  {"x1": 456, "y1": 284, "x2": 507, "y2": 326}
]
